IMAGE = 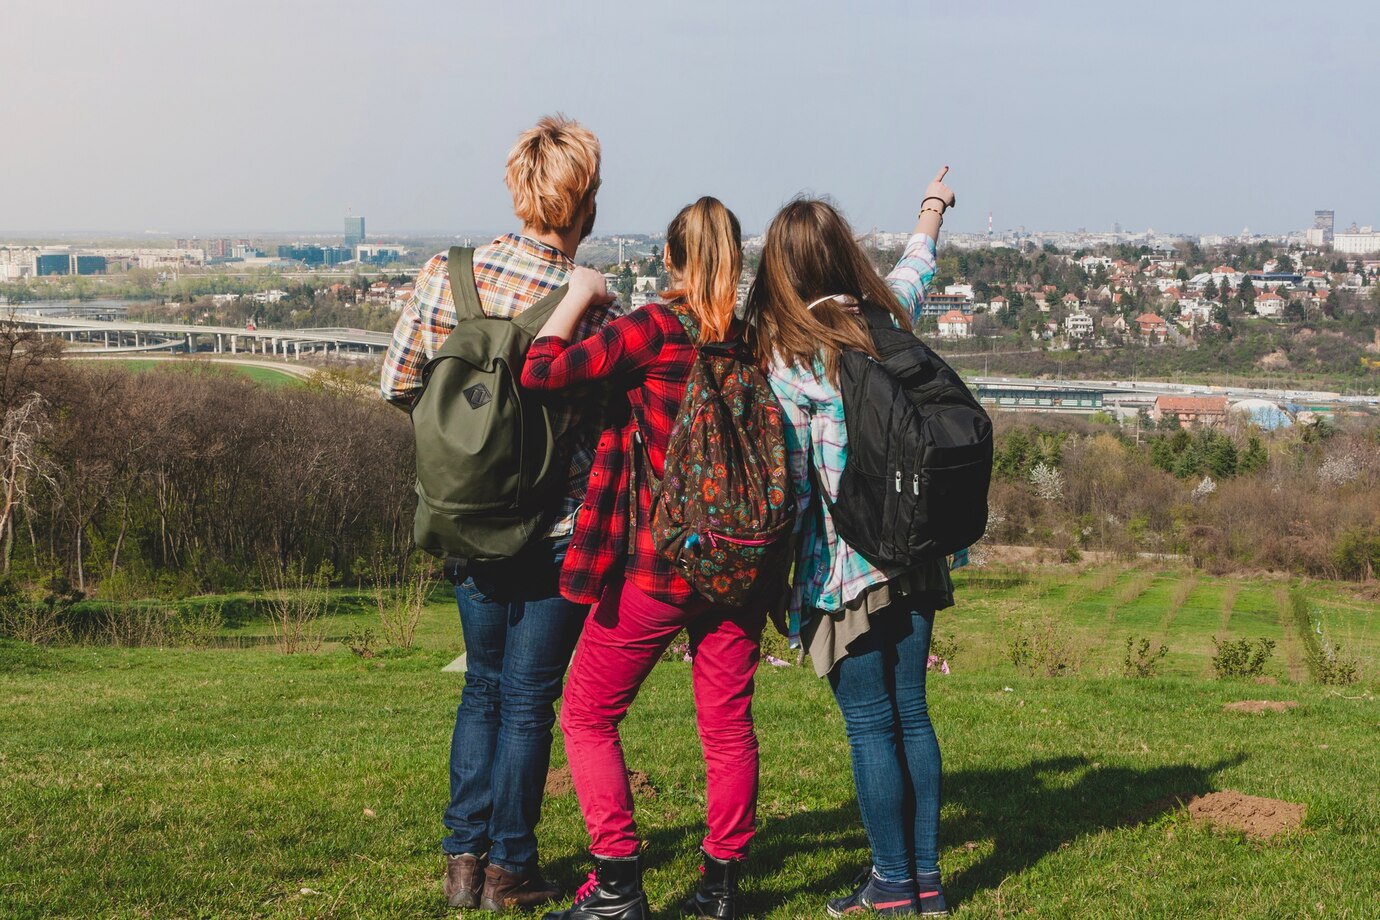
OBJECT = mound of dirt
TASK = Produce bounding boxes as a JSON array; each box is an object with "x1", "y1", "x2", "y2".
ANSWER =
[
  {"x1": 1223, "y1": 700, "x2": 1297, "y2": 713},
  {"x1": 1186, "y1": 791, "x2": 1305, "y2": 839},
  {"x1": 1256, "y1": 349, "x2": 1291, "y2": 370},
  {"x1": 545, "y1": 766, "x2": 658, "y2": 799}
]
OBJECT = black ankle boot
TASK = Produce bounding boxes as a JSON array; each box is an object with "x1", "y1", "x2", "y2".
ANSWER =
[
  {"x1": 681, "y1": 849, "x2": 742, "y2": 920},
  {"x1": 543, "y1": 855, "x2": 649, "y2": 920}
]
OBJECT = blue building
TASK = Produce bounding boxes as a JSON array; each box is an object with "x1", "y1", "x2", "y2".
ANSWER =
[
  {"x1": 35, "y1": 254, "x2": 70, "y2": 276},
  {"x1": 74, "y1": 255, "x2": 106, "y2": 275}
]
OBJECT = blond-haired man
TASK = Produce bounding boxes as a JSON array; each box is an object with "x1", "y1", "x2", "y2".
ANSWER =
[{"x1": 382, "y1": 115, "x2": 618, "y2": 912}]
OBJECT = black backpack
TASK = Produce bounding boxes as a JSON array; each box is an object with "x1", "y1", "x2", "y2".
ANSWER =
[
  {"x1": 409, "y1": 247, "x2": 569, "y2": 562},
  {"x1": 826, "y1": 301, "x2": 992, "y2": 567}
]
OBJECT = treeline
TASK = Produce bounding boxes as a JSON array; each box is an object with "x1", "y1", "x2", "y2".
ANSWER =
[
  {"x1": 949, "y1": 319, "x2": 1380, "y2": 388},
  {"x1": 0, "y1": 329, "x2": 415, "y2": 603},
  {"x1": 983, "y1": 412, "x2": 1380, "y2": 579}
]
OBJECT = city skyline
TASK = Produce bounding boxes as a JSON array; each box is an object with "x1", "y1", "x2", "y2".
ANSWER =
[{"x1": 3, "y1": 0, "x2": 1378, "y2": 236}]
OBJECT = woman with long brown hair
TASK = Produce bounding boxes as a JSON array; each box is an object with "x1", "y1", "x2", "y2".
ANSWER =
[
  {"x1": 746, "y1": 170, "x2": 957, "y2": 917},
  {"x1": 522, "y1": 197, "x2": 762, "y2": 920}
]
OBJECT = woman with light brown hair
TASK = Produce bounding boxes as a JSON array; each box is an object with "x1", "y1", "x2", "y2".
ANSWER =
[
  {"x1": 746, "y1": 171, "x2": 958, "y2": 917},
  {"x1": 522, "y1": 197, "x2": 763, "y2": 920}
]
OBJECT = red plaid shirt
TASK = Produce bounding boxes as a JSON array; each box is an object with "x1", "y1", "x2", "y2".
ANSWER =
[{"x1": 521, "y1": 302, "x2": 697, "y2": 605}]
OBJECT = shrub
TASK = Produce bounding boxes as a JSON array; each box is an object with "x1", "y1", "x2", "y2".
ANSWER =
[
  {"x1": 172, "y1": 601, "x2": 224, "y2": 649},
  {"x1": 1288, "y1": 588, "x2": 1359, "y2": 686},
  {"x1": 1006, "y1": 615, "x2": 1080, "y2": 677},
  {"x1": 343, "y1": 625, "x2": 378, "y2": 659},
  {"x1": 260, "y1": 558, "x2": 332, "y2": 654},
  {"x1": 1122, "y1": 636, "x2": 1169, "y2": 678},
  {"x1": 0, "y1": 593, "x2": 68, "y2": 645},
  {"x1": 1210, "y1": 636, "x2": 1275, "y2": 679},
  {"x1": 97, "y1": 603, "x2": 175, "y2": 647},
  {"x1": 370, "y1": 553, "x2": 437, "y2": 650}
]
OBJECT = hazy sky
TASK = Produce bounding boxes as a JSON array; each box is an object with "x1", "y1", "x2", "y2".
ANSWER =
[{"x1": 3, "y1": 0, "x2": 1377, "y2": 237}]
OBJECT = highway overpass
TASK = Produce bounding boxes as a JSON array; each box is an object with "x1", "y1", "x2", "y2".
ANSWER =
[{"x1": 11, "y1": 312, "x2": 392, "y2": 358}]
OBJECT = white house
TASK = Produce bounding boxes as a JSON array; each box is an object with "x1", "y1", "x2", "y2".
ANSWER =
[
  {"x1": 943, "y1": 283, "x2": 974, "y2": 301},
  {"x1": 1254, "y1": 291, "x2": 1286, "y2": 317},
  {"x1": 1064, "y1": 311, "x2": 1094, "y2": 338},
  {"x1": 1179, "y1": 298, "x2": 1213, "y2": 323},
  {"x1": 937, "y1": 309, "x2": 973, "y2": 337}
]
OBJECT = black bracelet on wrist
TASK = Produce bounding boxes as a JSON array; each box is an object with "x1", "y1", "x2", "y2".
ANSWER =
[{"x1": 921, "y1": 196, "x2": 948, "y2": 210}]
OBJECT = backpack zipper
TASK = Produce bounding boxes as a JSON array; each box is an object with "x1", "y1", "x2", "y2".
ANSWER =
[
  {"x1": 912, "y1": 473, "x2": 920, "y2": 495},
  {"x1": 706, "y1": 530, "x2": 780, "y2": 548},
  {"x1": 894, "y1": 471, "x2": 902, "y2": 493}
]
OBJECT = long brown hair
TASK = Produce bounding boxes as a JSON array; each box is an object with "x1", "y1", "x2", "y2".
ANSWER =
[
  {"x1": 746, "y1": 198, "x2": 911, "y2": 384},
  {"x1": 662, "y1": 197, "x2": 742, "y2": 344}
]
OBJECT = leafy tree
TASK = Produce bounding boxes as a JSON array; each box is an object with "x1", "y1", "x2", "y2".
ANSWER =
[
  {"x1": 1238, "y1": 275, "x2": 1256, "y2": 309},
  {"x1": 1150, "y1": 437, "x2": 1175, "y2": 472},
  {"x1": 1206, "y1": 436, "x2": 1239, "y2": 478},
  {"x1": 1204, "y1": 278, "x2": 1218, "y2": 301},
  {"x1": 1172, "y1": 446, "x2": 1203, "y2": 478},
  {"x1": 1239, "y1": 435, "x2": 1268, "y2": 473},
  {"x1": 1324, "y1": 290, "x2": 1340, "y2": 317}
]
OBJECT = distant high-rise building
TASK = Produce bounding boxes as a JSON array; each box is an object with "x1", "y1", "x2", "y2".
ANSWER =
[
  {"x1": 1306, "y1": 209, "x2": 1336, "y2": 247},
  {"x1": 344, "y1": 215, "x2": 366, "y2": 247}
]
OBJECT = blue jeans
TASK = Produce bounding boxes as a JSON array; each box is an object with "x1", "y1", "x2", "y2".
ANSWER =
[
  {"x1": 442, "y1": 539, "x2": 586, "y2": 872},
  {"x1": 828, "y1": 605, "x2": 942, "y2": 882}
]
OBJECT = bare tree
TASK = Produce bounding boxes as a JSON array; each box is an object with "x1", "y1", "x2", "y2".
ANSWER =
[{"x1": 0, "y1": 393, "x2": 54, "y2": 574}]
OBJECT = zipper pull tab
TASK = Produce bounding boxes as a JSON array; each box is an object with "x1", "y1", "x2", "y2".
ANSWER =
[
  {"x1": 895, "y1": 471, "x2": 902, "y2": 493},
  {"x1": 913, "y1": 473, "x2": 920, "y2": 496}
]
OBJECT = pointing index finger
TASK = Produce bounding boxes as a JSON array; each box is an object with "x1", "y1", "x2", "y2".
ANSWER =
[{"x1": 933, "y1": 165, "x2": 949, "y2": 183}]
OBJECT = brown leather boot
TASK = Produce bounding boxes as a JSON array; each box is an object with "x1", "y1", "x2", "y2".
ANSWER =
[
  {"x1": 481, "y1": 863, "x2": 562, "y2": 912},
  {"x1": 445, "y1": 853, "x2": 486, "y2": 909}
]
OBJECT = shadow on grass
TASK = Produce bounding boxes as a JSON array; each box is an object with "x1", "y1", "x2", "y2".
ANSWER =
[
  {"x1": 942, "y1": 754, "x2": 1242, "y2": 909},
  {"x1": 740, "y1": 753, "x2": 1244, "y2": 913}
]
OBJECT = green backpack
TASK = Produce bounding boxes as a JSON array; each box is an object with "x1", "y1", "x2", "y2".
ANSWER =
[{"x1": 410, "y1": 246, "x2": 570, "y2": 561}]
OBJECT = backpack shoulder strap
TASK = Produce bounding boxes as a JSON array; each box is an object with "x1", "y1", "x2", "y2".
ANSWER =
[
  {"x1": 860, "y1": 300, "x2": 898, "y2": 331},
  {"x1": 511, "y1": 282, "x2": 571, "y2": 336},
  {"x1": 446, "y1": 247, "x2": 485, "y2": 323}
]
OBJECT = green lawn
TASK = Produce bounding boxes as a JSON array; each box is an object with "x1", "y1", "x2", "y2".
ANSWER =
[
  {"x1": 3, "y1": 567, "x2": 1379, "y2": 919},
  {"x1": 79, "y1": 358, "x2": 304, "y2": 388}
]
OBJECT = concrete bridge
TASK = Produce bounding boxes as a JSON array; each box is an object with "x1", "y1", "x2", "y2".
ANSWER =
[{"x1": 11, "y1": 312, "x2": 392, "y2": 358}]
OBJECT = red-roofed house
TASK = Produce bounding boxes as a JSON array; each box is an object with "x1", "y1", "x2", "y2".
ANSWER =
[
  {"x1": 937, "y1": 309, "x2": 973, "y2": 338},
  {"x1": 1135, "y1": 312, "x2": 1168, "y2": 340},
  {"x1": 1151, "y1": 394, "x2": 1229, "y2": 428},
  {"x1": 1255, "y1": 290, "x2": 1285, "y2": 317}
]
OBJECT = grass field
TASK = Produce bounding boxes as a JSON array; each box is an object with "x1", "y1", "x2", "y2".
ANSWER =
[
  {"x1": 81, "y1": 358, "x2": 305, "y2": 388},
  {"x1": 2, "y1": 566, "x2": 1378, "y2": 919}
]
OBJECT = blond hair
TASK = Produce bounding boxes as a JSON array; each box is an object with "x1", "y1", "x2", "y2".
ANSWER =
[
  {"x1": 504, "y1": 115, "x2": 601, "y2": 234},
  {"x1": 662, "y1": 197, "x2": 742, "y2": 344}
]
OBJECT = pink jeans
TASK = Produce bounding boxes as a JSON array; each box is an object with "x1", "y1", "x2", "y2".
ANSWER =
[{"x1": 560, "y1": 577, "x2": 765, "y2": 860}]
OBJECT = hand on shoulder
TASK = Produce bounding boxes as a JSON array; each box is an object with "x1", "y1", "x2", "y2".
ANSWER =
[{"x1": 568, "y1": 266, "x2": 616, "y2": 309}]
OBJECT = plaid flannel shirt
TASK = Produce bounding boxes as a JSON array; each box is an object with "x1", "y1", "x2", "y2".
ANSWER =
[
  {"x1": 521, "y1": 302, "x2": 698, "y2": 605},
  {"x1": 768, "y1": 233, "x2": 952, "y2": 624},
  {"x1": 380, "y1": 233, "x2": 620, "y2": 538}
]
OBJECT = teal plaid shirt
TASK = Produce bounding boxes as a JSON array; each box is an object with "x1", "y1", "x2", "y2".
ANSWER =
[{"x1": 767, "y1": 233, "x2": 949, "y2": 626}]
